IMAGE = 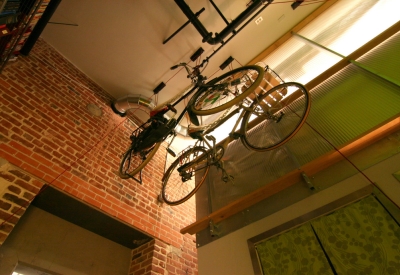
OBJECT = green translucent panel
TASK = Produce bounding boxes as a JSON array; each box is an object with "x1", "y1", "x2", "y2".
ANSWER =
[
  {"x1": 358, "y1": 31, "x2": 400, "y2": 85},
  {"x1": 311, "y1": 196, "x2": 400, "y2": 275},
  {"x1": 256, "y1": 224, "x2": 334, "y2": 275}
]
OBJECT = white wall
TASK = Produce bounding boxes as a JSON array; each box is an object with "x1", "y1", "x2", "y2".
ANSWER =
[
  {"x1": 197, "y1": 152, "x2": 400, "y2": 275},
  {"x1": 0, "y1": 206, "x2": 131, "y2": 275}
]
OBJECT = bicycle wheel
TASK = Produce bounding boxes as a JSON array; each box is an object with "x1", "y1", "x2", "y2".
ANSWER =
[
  {"x1": 162, "y1": 146, "x2": 210, "y2": 206},
  {"x1": 189, "y1": 65, "x2": 264, "y2": 116},
  {"x1": 241, "y1": 82, "x2": 310, "y2": 151},
  {"x1": 119, "y1": 142, "x2": 161, "y2": 179}
]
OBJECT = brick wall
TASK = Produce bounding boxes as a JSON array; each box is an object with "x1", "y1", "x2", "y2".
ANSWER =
[
  {"x1": 0, "y1": 158, "x2": 45, "y2": 244},
  {"x1": 0, "y1": 39, "x2": 197, "y2": 274},
  {"x1": 129, "y1": 238, "x2": 197, "y2": 275}
]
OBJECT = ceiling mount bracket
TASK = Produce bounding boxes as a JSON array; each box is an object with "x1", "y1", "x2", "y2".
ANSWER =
[
  {"x1": 209, "y1": 220, "x2": 220, "y2": 237},
  {"x1": 291, "y1": 0, "x2": 304, "y2": 10},
  {"x1": 219, "y1": 56, "x2": 234, "y2": 70},
  {"x1": 190, "y1": 47, "x2": 204, "y2": 61},
  {"x1": 153, "y1": 82, "x2": 166, "y2": 94}
]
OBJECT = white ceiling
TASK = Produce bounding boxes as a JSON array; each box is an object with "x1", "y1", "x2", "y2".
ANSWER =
[{"x1": 41, "y1": 0, "x2": 323, "y2": 117}]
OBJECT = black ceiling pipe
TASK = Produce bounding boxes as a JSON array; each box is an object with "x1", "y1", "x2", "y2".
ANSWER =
[
  {"x1": 20, "y1": 0, "x2": 63, "y2": 56},
  {"x1": 174, "y1": 0, "x2": 269, "y2": 45}
]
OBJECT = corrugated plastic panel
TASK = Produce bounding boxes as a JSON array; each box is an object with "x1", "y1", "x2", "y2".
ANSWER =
[
  {"x1": 297, "y1": 0, "x2": 399, "y2": 56},
  {"x1": 356, "y1": 30, "x2": 400, "y2": 84},
  {"x1": 306, "y1": 64, "x2": 400, "y2": 151},
  {"x1": 260, "y1": 35, "x2": 342, "y2": 84}
]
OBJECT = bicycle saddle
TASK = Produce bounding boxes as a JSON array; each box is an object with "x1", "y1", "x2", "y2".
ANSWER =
[
  {"x1": 187, "y1": 109, "x2": 200, "y2": 126},
  {"x1": 187, "y1": 126, "x2": 203, "y2": 139}
]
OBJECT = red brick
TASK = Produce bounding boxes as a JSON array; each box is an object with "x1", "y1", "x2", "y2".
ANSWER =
[
  {"x1": 10, "y1": 134, "x2": 35, "y2": 149},
  {"x1": 0, "y1": 172, "x2": 15, "y2": 182},
  {"x1": 0, "y1": 78, "x2": 11, "y2": 89},
  {"x1": 8, "y1": 170, "x2": 31, "y2": 182},
  {"x1": 100, "y1": 204, "x2": 117, "y2": 217},
  {"x1": 0, "y1": 143, "x2": 18, "y2": 155},
  {"x1": 14, "y1": 179, "x2": 40, "y2": 194},
  {"x1": 8, "y1": 141, "x2": 33, "y2": 156},
  {"x1": 0, "y1": 200, "x2": 12, "y2": 210},
  {"x1": 0, "y1": 150, "x2": 23, "y2": 167},
  {"x1": 19, "y1": 162, "x2": 45, "y2": 179},
  {"x1": 16, "y1": 152, "x2": 39, "y2": 167},
  {"x1": 0, "y1": 113, "x2": 22, "y2": 127},
  {"x1": 82, "y1": 195, "x2": 101, "y2": 209},
  {"x1": 32, "y1": 153, "x2": 53, "y2": 167},
  {"x1": 114, "y1": 214, "x2": 135, "y2": 228}
]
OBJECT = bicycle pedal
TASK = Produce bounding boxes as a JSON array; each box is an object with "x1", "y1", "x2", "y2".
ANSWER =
[
  {"x1": 222, "y1": 175, "x2": 234, "y2": 183},
  {"x1": 167, "y1": 148, "x2": 176, "y2": 157},
  {"x1": 276, "y1": 111, "x2": 284, "y2": 123}
]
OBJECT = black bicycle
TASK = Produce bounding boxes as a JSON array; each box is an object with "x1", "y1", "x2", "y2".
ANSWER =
[
  {"x1": 160, "y1": 66, "x2": 310, "y2": 205},
  {"x1": 118, "y1": 60, "x2": 265, "y2": 183}
]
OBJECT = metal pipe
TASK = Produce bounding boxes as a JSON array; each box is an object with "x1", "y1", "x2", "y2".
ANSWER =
[
  {"x1": 174, "y1": 0, "x2": 213, "y2": 43},
  {"x1": 209, "y1": 0, "x2": 230, "y2": 26},
  {"x1": 174, "y1": 0, "x2": 270, "y2": 45},
  {"x1": 111, "y1": 95, "x2": 191, "y2": 137}
]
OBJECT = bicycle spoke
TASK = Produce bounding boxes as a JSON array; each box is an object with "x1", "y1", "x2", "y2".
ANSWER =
[
  {"x1": 241, "y1": 82, "x2": 310, "y2": 151},
  {"x1": 162, "y1": 147, "x2": 210, "y2": 205},
  {"x1": 190, "y1": 65, "x2": 264, "y2": 116},
  {"x1": 119, "y1": 142, "x2": 161, "y2": 178}
]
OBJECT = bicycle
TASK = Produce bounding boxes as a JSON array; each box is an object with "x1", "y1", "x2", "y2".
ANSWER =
[
  {"x1": 160, "y1": 68, "x2": 311, "y2": 205},
  {"x1": 118, "y1": 60, "x2": 265, "y2": 183}
]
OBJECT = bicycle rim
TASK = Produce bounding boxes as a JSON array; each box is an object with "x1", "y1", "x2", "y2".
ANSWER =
[
  {"x1": 162, "y1": 147, "x2": 210, "y2": 206},
  {"x1": 119, "y1": 142, "x2": 161, "y2": 179},
  {"x1": 241, "y1": 82, "x2": 310, "y2": 151},
  {"x1": 190, "y1": 65, "x2": 264, "y2": 116}
]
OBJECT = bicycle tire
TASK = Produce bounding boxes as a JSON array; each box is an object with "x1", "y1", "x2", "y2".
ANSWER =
[
  {"x1": 241, "y1": 82, "x2": 310, "y2": 151},
  {"x1": 119, "y1": 142, "x2": 161, "y2": 179},
  {"x1": 189, "y1": 65, "x2": 264, "y2": 116},
  {"x1": 161, "y1": 146, "x2": 210, "y2": 206}
]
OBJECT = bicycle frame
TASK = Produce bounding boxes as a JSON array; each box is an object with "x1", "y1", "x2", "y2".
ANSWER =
[
  {"x1": 121, "y1": 63, "x2": 265, "y2": 184},
  {"x1": 176, "y1": 101, "x2": 250, "y2": 178}
]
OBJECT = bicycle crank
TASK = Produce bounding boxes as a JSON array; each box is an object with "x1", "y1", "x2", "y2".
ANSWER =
[{"x1": 216, "y1": 161, "x2": 234, "y2": 184}]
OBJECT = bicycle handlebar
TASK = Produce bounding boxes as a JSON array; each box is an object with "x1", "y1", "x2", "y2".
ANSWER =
[{"x1": 170, "y1": 63, "x2": 186, "y2": 70}]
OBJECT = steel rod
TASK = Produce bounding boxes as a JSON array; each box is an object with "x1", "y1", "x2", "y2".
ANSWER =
[
  {"x1": 163, "y1": 7, "x2": 205, "y2": 44},
  {"x1": 209, "y1": 0, "x2": 230, "y2": 26}
]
